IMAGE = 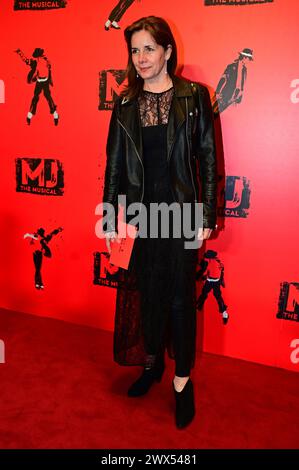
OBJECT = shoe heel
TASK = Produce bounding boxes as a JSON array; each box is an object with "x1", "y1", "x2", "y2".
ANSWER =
[
  {"x1": 173, "y1": 378, "x2": 195, "y2": 429},
  {"x1": 127, "y1": 362, "x2": 164, "y2": 397}
]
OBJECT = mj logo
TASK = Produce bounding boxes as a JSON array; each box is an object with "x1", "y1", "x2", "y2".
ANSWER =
[
  {"x1": 99, "y1": 69, "x2": 126, "y2": 110},
  {"x1": 14, "y1": 1, "x2": 67, "y2": 10},
  {"x1": 204, "y1": 0, "x2": 274, "y2": 5},
  {"x1": 277, "y1": 282, "x2": 299, "y2": 322},
  {"x1": 16, "y1": 158, "x2": 64, "y2": 195},
  {"x1": 219, "y1": 176, "x2": 251, "y2": 218},
  {"x1": 93, "y1": 251, "x2": 120, "y2": 287}
]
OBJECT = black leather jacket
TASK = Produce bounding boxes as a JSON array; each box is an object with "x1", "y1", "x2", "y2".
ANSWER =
[{"x1": 103, "y1": 75, "x2": 217, "y2": 231}]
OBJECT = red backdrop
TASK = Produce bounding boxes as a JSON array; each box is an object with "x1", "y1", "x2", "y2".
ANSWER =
[{"x1": 0, "y1": 0, "x2": 298, "y2": 372}]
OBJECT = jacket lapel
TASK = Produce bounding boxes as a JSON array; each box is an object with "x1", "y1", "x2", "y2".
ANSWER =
[
  {"x1": 166, "y1": 93, "x2": 185, "y2": 161},
  {"x1": 167, "y1": 76, "x2": 193, "y2": 160},
  {"x1": 120, "y1": 98, "x2": 144, "y2": 162},
  {"x1": 119, "y1": 76, "x2": 193, "y2": 163}
]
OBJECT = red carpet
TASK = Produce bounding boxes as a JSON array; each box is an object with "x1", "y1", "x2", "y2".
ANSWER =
[{"x1": 0, "y1": 308, "x2": 298, "y2": 449}]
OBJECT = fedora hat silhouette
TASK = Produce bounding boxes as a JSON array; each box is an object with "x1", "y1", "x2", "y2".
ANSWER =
[
  {"x1": 204, "y1": 250, "x2": 217, "y2": 259},
  {"x1": 32, "y1": 48, "x2": 44, "y2": 58},
  {"x1": 239, "y1": 48, "x2": 254, "y2": 60}
]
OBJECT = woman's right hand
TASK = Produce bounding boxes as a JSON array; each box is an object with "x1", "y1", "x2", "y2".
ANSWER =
[{"x1": 105, "y1": 231, "x2": 119, "y2": 254}]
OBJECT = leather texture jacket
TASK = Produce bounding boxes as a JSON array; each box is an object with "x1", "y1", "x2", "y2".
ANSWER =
[{"x1": 103, "y1": 75, "x2": 217, "y2": 231}]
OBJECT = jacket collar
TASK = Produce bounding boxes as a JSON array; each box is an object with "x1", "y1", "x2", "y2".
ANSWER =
[
  {"x1": 119, "y1": 75, "x2": 192, "y2": 162},
  {"x1": 120, "y1": 75, "x2": 192, "y2": 105},
  {"x1": 172, "y1": 75, "x2": 193, "y2": 98}
]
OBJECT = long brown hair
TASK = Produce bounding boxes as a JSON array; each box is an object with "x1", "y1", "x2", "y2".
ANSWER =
[{"x1": 121, "y1": 16, "x2": 178, "y2": 100}]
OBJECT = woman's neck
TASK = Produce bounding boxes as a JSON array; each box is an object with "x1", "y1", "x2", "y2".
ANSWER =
[{"x1": 143, "y1": 75, "x2": 173, "y2": 93}]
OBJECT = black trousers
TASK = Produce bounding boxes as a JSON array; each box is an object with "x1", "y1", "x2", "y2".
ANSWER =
[
  {"x1": 170, "y1": 260, "x2": 197, "y2": 377},
  {"x1": 133, "y1": 212, "x2": 197, "y2": 378},
  {"x1": 108, "y1": 0, "x2": 135, "y2": 22},
  {"x1": 33, "y1": 250, "x2": 43, "y2": 285},
  {"x1": 148, "y1": 295, "x2": 195, "y2": 377},
  {"x1": 30, "y1": 80, "x2": 56, "y2": 115},
  {"x1": 143, "y1": 249, "x2": 197, "y2": 378},
  {"x1": 197, "y1": 280, "x2": 227, "y2": 313}
]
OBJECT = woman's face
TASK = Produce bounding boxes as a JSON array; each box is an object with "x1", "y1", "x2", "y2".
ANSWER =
[{"x1": 131, "y1": 29, "x2": 172, "y2": 84}]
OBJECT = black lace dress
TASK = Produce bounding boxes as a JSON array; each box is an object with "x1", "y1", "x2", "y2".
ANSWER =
[{"x1": 114, "y1": 88, "x2": 198, "y2": 373}]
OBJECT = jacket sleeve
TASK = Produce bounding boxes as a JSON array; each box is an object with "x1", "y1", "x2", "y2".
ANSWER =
[
  {"x1": 196, "y1": 85, "x2": 218, "y2": 229},
  {"x1": 102, "y1": 99, "x2": 123, "y2": 233}
]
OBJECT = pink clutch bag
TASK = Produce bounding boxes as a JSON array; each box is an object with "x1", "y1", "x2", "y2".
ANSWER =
[{"x1": 109, "y1": 223, "x2": 138, "y2": 270}]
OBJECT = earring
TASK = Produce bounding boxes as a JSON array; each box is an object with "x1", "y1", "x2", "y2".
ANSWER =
[{"x1": 136, "y1": 72, "x2": 139, "y2": 78}]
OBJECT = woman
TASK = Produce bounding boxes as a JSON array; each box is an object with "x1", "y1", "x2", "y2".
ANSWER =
[{"x1": 102, "y1": 16, "x2": 217, "y2": 429}]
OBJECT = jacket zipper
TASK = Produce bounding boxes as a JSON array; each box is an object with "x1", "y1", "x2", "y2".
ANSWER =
[
  {"x1": 167, "y1": 120, "x2": 184, "y2": 163},
  {"x1": 117, "y1": 118, "x2": 144, "y2": 208},
  {"x1": 185, "y1": 97, "x2": 197, "y2": 202},
  {"x1": 167, "y1": 126, "x2": 181, "y2": 203}
]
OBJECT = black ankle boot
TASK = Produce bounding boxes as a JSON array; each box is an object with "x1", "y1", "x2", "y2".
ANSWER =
[
  {"x1": 127, "y1": 360, "x2": 165, "y2": 397},
  {"x1": 173, "y1": 378, "x2": 195, "y2": 429}
]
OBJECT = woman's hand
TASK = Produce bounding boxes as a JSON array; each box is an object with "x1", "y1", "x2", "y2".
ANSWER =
[
  {"x1": 105, "y1": 231, "x2": 120, "y2": 254},
  {"x1": 203, "y1": 228, "x2": 213, "y2": 240},
  {"x1": 197, "y1": 228, "x2": 214, "y2": 240}
]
